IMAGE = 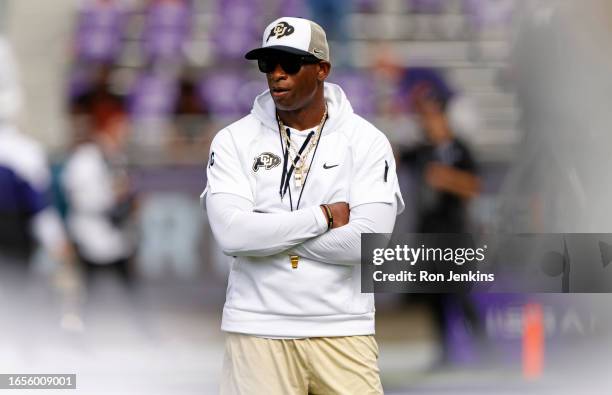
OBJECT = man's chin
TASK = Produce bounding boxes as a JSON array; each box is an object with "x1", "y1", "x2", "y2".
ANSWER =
[{"x1": 272, "y1": 99, "x2": 297, "y2": 111}]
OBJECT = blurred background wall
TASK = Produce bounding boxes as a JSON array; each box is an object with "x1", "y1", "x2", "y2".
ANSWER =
[{"x1": 4, "y1": 0, "x2": 76, "y2": 150}]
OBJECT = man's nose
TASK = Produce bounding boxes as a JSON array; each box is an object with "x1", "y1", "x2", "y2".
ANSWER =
[{"x1": 270, "y1": 63, "x2": 287, "y2": 79}]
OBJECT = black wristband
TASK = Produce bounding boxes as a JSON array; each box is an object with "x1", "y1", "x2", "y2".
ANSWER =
[{"x1": 322, "y1": 204, "x2": 333, "y2": 230}]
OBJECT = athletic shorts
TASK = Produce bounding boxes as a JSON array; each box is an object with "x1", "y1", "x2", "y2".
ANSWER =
[{"x1": 220, "y1": 333, "x2": 383, "y2": 395}]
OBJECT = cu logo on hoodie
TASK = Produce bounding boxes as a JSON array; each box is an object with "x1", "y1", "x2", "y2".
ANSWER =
[
  {"x1": 253, "y1": 152, "x2": 281, "y2": 172},
  {"x1": 266, "y1": 21, "x2": 295, "y2": 42}
]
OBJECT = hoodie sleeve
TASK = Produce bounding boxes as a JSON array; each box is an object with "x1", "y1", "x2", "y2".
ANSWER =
[
  {"x1": 287, "y1": 201, "x2": 397, "y2": 265},
  {"x1": 206, "y1": 192, "x2": 328, "y2": 257},
  {"x1": 202, "y1": 128, "x2": 254, "y2": 202},
  {"x1": 349, "y1": 121, "x2": 405, "y2": 213}
]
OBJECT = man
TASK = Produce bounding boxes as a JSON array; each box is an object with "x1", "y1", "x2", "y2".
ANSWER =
[
  {"x1": 62, "y1": 69, "x2": 136, "y2": 291},
  {"x1": 202, "y1": 17, "x2": 404, "y2": 394},
  {"x1": 400, "y1": 69, "x2": 482, "y2": 365},
  {"x1": 400, "y1": 69, "x2": 480, "y2": 233}
]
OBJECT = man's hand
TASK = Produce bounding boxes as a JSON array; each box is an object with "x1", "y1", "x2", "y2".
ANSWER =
[
  {"x1": 425, "y1": 162, "x2": 454, "y2": 189},
  {"x1": 321, "y1": 202, "x2": 350, "y2": 229},
  {"x1": 425, "y1": 162, "x2": 481, "y2": 199}
]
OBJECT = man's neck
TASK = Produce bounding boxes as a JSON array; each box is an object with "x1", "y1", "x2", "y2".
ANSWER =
[{"x1": 277, "y1": 97, "x2": 326, "y2": 131}]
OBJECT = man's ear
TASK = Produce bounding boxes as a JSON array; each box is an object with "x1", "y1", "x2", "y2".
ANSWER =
[{"x1": 317, "y1": 62, "x2": 331, "y2": 82}]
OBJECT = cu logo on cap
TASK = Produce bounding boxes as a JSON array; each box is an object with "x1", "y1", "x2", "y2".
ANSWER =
[
  {"x1": 266, "y1": 21, "x2": 295, "y2": 42},
  {"x1": 253, "y1": 152, "x2": 281, "y2": 172}
]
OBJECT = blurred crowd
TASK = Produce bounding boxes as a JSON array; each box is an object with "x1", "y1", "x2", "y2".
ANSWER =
[{"x1": 1, "y1": 0, "x2": 612, "y2": 392}]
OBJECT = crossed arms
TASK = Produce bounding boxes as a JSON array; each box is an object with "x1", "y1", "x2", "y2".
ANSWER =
[{"x1": 206, "y1": 192, "x2": 397, "y2": 266}]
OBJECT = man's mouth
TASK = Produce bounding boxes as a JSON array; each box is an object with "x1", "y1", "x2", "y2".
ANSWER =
[{"x1": 271, "y1": 87, "x2": 290, "y2": 97}]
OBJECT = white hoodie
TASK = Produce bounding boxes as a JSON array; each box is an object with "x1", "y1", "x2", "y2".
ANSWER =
[{"x1": 203, "y1": 83, "x2": 404, "y2": 337}]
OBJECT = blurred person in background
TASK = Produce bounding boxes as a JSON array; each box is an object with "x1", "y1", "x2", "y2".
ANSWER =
[
  {"x1": 400, "y1": 68, "x2": 481, "y2": 233},
  {"x1": 399, "y1": 68, "x2": 483, "y2": 366},
  {"x1": 204, "y1": 17, "x2": 404, "y2": 394},
  {"x1": 62, "y1": 64, "x2": 138, "y2": 292},
  {"x1": 170, "y1": 74, "x2": 210, "y2": 156},
  {"x1": 0, "y1": 35, "x2": 72, "y2": 274},
  {"x1": 0, "y1": 34, "x2": 81, "y2": 331}
]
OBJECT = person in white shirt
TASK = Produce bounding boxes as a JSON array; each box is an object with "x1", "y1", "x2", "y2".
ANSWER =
[
  {"x1": 62, "y1": 84, "x2": 136, "y2": 290},
  {"x1": 203, "y1": 17, "x2": 404, "y2": 394}
]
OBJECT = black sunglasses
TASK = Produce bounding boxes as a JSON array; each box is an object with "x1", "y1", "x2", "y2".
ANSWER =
[{"x1": 257, "y1": 55, "x2": 321, "y2": 74}]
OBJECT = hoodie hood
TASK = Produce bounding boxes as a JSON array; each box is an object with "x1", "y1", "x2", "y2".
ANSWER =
[{"x1": 251, "y1": 82, "x2": 354, "y2": 135}]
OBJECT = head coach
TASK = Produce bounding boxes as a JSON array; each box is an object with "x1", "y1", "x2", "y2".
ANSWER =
[{"x1": 202, "y1": 17, "x2": 404, "y2": 394}]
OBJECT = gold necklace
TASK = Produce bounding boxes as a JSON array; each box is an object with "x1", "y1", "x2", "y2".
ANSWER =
[{"x1": 277, "y1": 103, "x2": 328, "y2": 188}]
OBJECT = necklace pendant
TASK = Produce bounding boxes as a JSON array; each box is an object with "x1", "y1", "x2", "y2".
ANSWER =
[
  {"x1": 290, "y1": 255, "x2": 299, "y2": 269},
  {"x1": 295, "y1": 168, "x2": 303, "y2": 188}
]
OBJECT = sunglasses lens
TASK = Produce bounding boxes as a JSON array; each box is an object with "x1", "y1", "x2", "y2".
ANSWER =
[
  {"x1": 257, "y1": 58, "x2": 274, "y2": 73},
  {"x1": 279, "y1": 58, "x2": 301, "y2": 74},
  {"x1": 258, "y1": 56, "x2": 303, "y2": 74}
]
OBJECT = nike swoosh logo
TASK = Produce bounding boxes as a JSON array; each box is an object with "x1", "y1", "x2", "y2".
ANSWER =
[{"x1": 323, "y1": 163, "x2": 339, "y2": 169}]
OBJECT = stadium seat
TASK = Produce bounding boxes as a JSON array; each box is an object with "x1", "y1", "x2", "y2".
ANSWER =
[
  {"x1": 210, "y1": 0, "x2": 262, "y2": 60},
  {"x1": 128, "y1": 72, "x2": 179, "y2": 119},
  {"x1": 75, "y1": 0, "x2": 127, "y2": 62},
  {"x1": 279, "y1": 0, "x2": 308, "y2": 17},
  {"x1": 199, "y1": 71, "x2": 266, "y2": 119},
  {"x1": 463, "y1": 0, "x2": 515, "y2": 31},
  {"x1": 142, "y1": 0, "x2": 192, "y2": 62},
  {"x1": 328, "y1": 71, "x2": 377, "y2": 116}
]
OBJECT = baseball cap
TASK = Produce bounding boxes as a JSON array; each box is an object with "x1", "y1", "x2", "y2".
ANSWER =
[{"x1": 245, "y1": 17, "x2": 330, "y2": 62}]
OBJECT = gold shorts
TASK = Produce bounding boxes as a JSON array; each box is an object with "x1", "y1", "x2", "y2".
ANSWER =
[{"x1": 220, "y1": 333, "x2": 383, "y2": 395}]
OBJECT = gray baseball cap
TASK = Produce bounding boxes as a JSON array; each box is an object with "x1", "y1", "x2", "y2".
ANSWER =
[{"x1": 245, "y1": 17, "x2": 330, "y2": 62}]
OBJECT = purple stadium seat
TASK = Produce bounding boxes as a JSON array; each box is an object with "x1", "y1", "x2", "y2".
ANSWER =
[
  {"x1": 128, "y1": 72, "x2": 179, "y2": 119},
  {"x1": 211, "y1": 29, "x2": 257, "y2": 60},
  {"x1": 199, "y1": 72, "x2": 267, "y2": 119},
  {"x1": 75, "y1": 0, "x2": 127, "y2": 62},
  {"x1": 199, "y1": 72, "x2": 245, "y2": 118},
  {"x1": 146, "y1": 0, "x2": 191, "y2": 28},
  {"x1": 463, "y1": 0, "x2": 515, "y2": 30},
  {"x1": 142, "y1": 0, "x2": 192, "y2": 61},
  {"x1": 328, "y1": 71, "x2": 377, "y2": 116},
  {"x1": 279, "y1": 0, "x2": 308, "y2": 17},
  {"x1": 211, "y1": 0, "x2": 262, "y2": 60},
  {"x1": 236, "y1": 78, "x2": 268, "y2": 114}
]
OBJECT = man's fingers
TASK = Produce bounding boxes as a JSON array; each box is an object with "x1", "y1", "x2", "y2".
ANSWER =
[{"x1": 327, "y1": 202, "x2": 350, "y2": 228}]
